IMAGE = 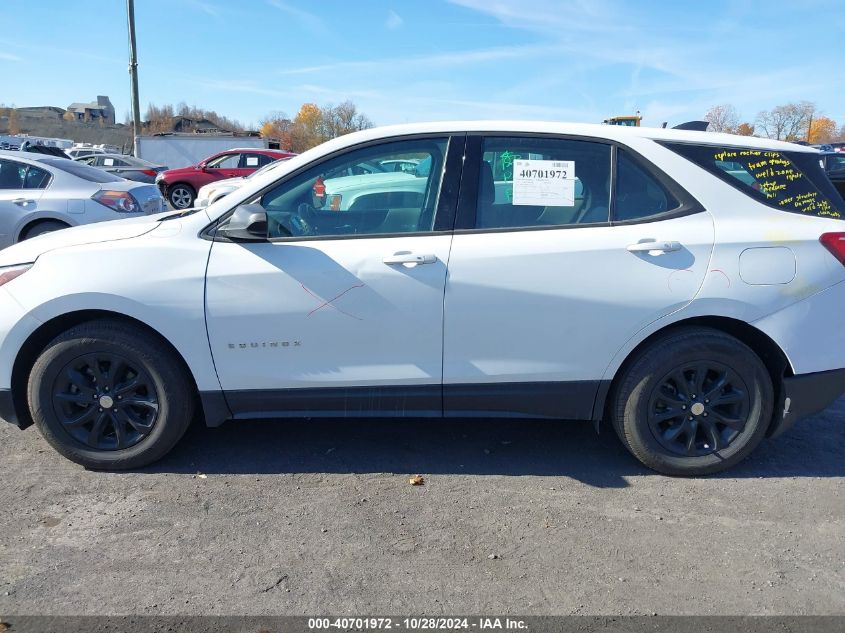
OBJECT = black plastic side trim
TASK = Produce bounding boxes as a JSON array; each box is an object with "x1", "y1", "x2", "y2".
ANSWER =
[
  {"x1": 224, "y1": 385, "x2": 443, "y2": 419},
  {"x1": 198, "y1": 390, "x2": 232, "y2": 428},
  {"x1": 770, "y1": 368, "x2": 845, "y2": 438},
  {"x1": 0, "y1": 388, "x2": 24, "y2": 429},
  {"x1": 444, "y1": 381, "x2": 606, "y2": 420}
]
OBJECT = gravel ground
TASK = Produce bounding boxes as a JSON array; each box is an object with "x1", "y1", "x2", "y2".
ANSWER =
[{"x1": 0, "y1": 398, "x2": 843, "y2": 616}]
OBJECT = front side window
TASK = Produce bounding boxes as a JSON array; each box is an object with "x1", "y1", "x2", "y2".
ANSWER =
[
  {"x1": 475, "y1": 137, "x2": 611, "y2": 229},
  {"x1": 207, "y1": 153, "x2": 240, "y2": 169},
  {"x1": 614, "y1": 149, "x2": 680, "y2": 221},
  {"x1": 254, "y1": 137, "x2": 448, "y2": 239},
  {"x1": 664, "y1": 142, "x2": 844, "y2": 219}
]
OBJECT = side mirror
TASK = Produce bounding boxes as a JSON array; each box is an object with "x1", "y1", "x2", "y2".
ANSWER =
[
  {"x1": 217, "y1": 203, "x2": 268, "y2": 241},
  {"x1": 197, "y1": 162, "x2": 207, "y2": 171}
]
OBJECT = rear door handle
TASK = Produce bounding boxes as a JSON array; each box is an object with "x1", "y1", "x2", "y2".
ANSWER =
[
  {"x1": 627, "y1": 240, "x2": 682, "y2": 254},
  {"x1": 12, "y1": 198, "x2": 35, "y2": 206},
  {"x1": 383, "y1": 252, "x2": 437, "y2": 265}
]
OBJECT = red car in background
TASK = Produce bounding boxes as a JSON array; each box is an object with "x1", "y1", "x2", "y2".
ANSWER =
[{"x1": 156, "y1": 148, "x2": 296, "y2": 209}]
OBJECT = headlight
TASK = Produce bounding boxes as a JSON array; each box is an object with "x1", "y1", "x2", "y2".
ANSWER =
[{"x1": 0, "y1": 264, "x2": 33, "y2": 287}]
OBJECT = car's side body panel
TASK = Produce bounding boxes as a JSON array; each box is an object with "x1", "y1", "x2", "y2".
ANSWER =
[
  {"x1": 0, "y1": 122, "x2": 843, "y2": 437},
  {"x1": 0, "y1": 217, "x2": 219, "y2": 396}
]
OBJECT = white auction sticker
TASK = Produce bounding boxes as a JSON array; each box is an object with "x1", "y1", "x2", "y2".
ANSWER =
[{"x1": 512, "y1": 159, "x2": 575, "y2": 206}]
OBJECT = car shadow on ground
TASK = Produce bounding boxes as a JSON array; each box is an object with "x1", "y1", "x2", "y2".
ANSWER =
[{"x1": 144, "y1": 400, "x2": 845, "y2": 486}]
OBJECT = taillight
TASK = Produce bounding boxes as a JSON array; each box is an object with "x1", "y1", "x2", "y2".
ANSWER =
[
  {"x1": 141, "y1": 169, "x2": 157, "y2": 177},
  {"x1": 329, "y1": 194, "x2": 342, "y2": 211},
  {"x1": 820, "y1": 232, "x2": 845, "y2": 265},
  {"x1": 92, "y1": 190, "x2": 140, "y2": 213}
]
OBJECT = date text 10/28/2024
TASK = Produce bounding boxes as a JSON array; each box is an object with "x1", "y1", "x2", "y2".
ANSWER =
[{"x1": 307, "y1": 617, "x2": 528, "y2": 630}]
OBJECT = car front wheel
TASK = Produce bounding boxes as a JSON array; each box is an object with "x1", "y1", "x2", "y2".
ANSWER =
[
  {"x1": 167, "y1": 183, "x2": 195, "y2": 209},
  {"x1": 613, "y1": 327, "x2": 774, "y2": 476},
  {"x1": 27, "y1": 320, "x2": 194, "y2": 470}
]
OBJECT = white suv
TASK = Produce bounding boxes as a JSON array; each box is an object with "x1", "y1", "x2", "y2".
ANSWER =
[{"x1": 1, "y1": 121, "x2": 843, "y2": 475}]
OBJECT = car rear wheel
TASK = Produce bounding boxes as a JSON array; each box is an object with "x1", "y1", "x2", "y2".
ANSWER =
[
  {"x1": 21, "y1": 220, "x2": 70, "y2": 241},
  {"x1": 168, "y1": 183, "x2": 195, "y2": 209},
  {"x1": 612, "y1": 327, "x2": 773, "y2": 476},
  {"x1": 27, "y1": 320, "x2": 194, "y2": 470}
]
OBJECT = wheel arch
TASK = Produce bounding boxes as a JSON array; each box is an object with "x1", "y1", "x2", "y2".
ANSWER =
[
  {"x1": 15, "y1": 214, "x2": 75, "y2": 243},
  {"x1": 597, "y1": 315, "x2": 790, "y2": 436},
  {"x1": 10, "y1": 309, "x2": 225, "y2": 430}
]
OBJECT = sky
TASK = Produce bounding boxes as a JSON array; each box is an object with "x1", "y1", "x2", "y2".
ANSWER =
[{"x1": 0, "y1": 0, "x2": 843, "y2": 130}]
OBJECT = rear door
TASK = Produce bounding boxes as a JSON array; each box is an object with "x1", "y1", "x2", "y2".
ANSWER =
[
  {"x1": 0, "y1": 158, "x2": 49, "y2": 247},
  {"x1": 442, "y1": 134, "x2": 714, "y2": 419}
]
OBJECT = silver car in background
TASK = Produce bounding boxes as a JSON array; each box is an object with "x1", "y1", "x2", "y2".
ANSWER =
[
  {"x1": 0, "y1": 150, "x2": 166, "y2": 248},
  {"x1": 75, "y1": 153, "x2": 168, "y2": 184}
]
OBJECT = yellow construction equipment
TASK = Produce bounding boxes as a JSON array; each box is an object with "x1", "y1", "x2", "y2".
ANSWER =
[{"x1": 603, "y1": 114, "x2": 642, "y2": 127}]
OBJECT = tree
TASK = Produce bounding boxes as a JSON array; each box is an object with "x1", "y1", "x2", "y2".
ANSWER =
[
  {"x1": 755, "y1": 101, "x2": 816, "y2": 141},
  {"x1": 321, "y1": 101, "x2": 373, "y2": 138},
  {"x1": 8, "y1": 108, "x2": 20, "y2": 134},
  {"x1": 735, "y1": 122, "x2": 755, "y2": 136},
  {"x1": 840, "y1": 124, "x2": 845, "y2": 142},
  {"x1": 704, "y1": 104, "x2": 739, "y2": 134},
  {"x1": 808, "y1": 116, "x2": 837, "y2": 144}
]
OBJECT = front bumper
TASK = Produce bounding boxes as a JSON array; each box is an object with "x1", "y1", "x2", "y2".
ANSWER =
[{"x1": 769, "y1": 368, "x2": 845, "y2": 438}]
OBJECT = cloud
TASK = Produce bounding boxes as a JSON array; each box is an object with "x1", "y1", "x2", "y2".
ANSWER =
[
  {"x1": 267, "y1": 0, "x2": 327, "y2": 35},
  {"x1": 183, "y1": 0, "x2": 221, "y2": 19},
  {"x1": 0, "y1": 51, "x2": 22, "y2": 62},
  {"x1": 277, "y1": 44, "x2": 559, "y2": 76},
  {"x1": 386, "y1": 9, "x2": 403, "y2": 30},
  {"x1": 445, "y1": 0, "x2": 841, "y2": 123}
]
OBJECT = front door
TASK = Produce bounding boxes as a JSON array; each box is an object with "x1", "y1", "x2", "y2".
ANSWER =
[
  {"x1": 205, "y1": 135, "x2": 463, "y2": 417},
  {"x1": 442, "y1": 135, "x2": 715, "y2": 419}
]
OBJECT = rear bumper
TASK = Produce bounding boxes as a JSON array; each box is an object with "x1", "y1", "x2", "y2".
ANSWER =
[
  {"x1": 770, "y1": 368, "x2": 845, "y2": 438},
  {"x1": 0, "y1": 388, "x2": 25, "y2": 429}
]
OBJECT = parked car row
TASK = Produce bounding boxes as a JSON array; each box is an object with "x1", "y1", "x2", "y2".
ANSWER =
[
  {"x1": 155, "y1": 147, "x2": 296, "y2": 209},
  {"x1": 0, "y1": 149, "x2": 166, "y2": 249}
]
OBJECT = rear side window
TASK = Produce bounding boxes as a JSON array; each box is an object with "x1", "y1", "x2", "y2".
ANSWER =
[
  {"x1": 24, "y1": 165, "x2": 51, "y2": 189},
  {"x1": 41, "y1": 158, "x2": 124, "y2": 183},
  {"x1": 664, "y1": 143, "x2": 844, "y2": 219},
  {"x1": 614, "y1": 149, "x2": 680, "y2": 221},
  {"x1": 475, "y1": 136, "x2": 611, "y2": 229}
]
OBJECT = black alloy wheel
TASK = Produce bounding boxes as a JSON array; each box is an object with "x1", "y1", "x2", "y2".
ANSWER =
[
  {"x1": 647, "y1": 362, "x2": 750, "y2": 456},
  {"x1": 52, "y1": 353, "x2": 160, "y2": 450},
  {"x1": 28, "y1": 319, "x2": 194, "y2": 470}
]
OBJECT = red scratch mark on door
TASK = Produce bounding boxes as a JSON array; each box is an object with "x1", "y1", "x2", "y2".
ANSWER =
[
  {"x1": 667, "y1": 268, "x2": 694, "y2": 292},
  {"x1": 301, "y1": 283, "x2": 365, "y2": 320},
  {"x1": 708, "y1": 268, "x2": 731, "y2": 288}
]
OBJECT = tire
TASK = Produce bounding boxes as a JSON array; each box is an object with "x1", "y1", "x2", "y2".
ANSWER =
[
  {"x1": 612, "y1": 327, "x2": 773, "y2": 476},
  {"x1": 27, "y1": 319, "x2": 194, "y2": 470},
  {"x1": 167, "y1": 183, "x2": 195, "y2": 209},
  {"x1": 21, "y1": 220, "x2": 70, "y2": 241}
]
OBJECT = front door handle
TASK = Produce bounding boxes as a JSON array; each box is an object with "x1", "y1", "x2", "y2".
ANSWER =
[
  {"x1": 383, "y1": 252, "x2": 437, "y2": 265},
  {"x1": 627, "y1": 240, "x2": 682, "y2": 254},
  {"x1": 12, "y1": 198, "x2": 35, "y2": 206}
]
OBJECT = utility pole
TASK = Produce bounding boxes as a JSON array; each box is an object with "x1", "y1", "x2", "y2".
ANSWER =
[{"x1": 127, "y1": 0, "x2": 142, "y2": 157}]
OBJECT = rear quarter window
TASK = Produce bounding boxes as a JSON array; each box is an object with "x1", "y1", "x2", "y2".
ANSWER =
[{"x1": 663, "y1": 142, "x2": 844, "y2": 219}]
